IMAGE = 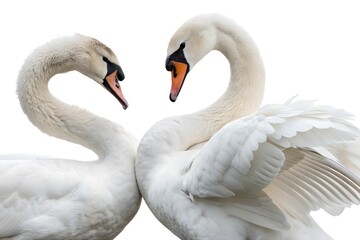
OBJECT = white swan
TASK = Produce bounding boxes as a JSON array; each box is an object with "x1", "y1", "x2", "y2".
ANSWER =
[
  {"x1": 136, "y1": 14, "x2": 360, "y2": 240},
  {"x1": 0, "y1": 34, "x2": 141, "y2": 239}
]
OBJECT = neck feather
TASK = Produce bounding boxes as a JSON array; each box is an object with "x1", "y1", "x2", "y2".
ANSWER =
[
  {"x1": 16, "y1": 43, "x2": 135, "y2": 160},
  {"x1": 177, "y1": 25, "x2": 265, "y2": 150},
  {"x1": 210, "y1": 22, "x2": 265, "y2": 118}
]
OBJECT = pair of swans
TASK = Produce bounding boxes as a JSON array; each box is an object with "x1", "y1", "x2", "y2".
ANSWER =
[{"x1": 1, "y1": 13, "x2": 359, "y2": 240}]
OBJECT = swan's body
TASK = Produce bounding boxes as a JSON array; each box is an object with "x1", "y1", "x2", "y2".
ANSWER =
[
  {"x1": 136, "y1": 14, "x2": 360, "y2": 240},
  {"x1": 0, "y1": 34, "x2": 141, "y2": 239}
]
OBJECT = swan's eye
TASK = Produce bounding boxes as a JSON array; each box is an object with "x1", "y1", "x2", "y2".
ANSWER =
[
  {"x1": 180, "y1": 42, "x2": 186, "y2": 49},
  {"x1": 103, "y1": 57, "x2": 110, "y2": 63}
]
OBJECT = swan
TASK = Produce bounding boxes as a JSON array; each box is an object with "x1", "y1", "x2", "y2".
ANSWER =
[
  {"x1": 0, "y1": 34, "x2": 141, "y2": 239},
  {"x1": 136, "y1": 14, "x2": 360, "y2": 240}
]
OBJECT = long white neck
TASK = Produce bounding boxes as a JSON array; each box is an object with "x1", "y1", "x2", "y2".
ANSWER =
[
  {"x1": 16, "y1": 41, "x2": 136, "y2": 161},
  {"x1": 197, "y1": 24, "x2": 265, "y2": 133},
  {"x1": 211, "y1": 24, "x2": 265, "y2": 116},
  {"x1": 146, "y1": 25, "x2": 265, "y2": 153}
]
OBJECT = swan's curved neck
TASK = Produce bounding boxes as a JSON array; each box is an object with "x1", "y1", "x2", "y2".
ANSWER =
[
  {"x1": 174, "y1": 26, "x2": 265, "y2": 150},
  {"x1": 16, "y1": 44, "x2": 133, "y2": 160},
  {"x1": 209, "y1": 25, "x2": 265, "y2": 121},
  {"x1": 139, "y1": 23, "x2": 265, "y2": 166}
]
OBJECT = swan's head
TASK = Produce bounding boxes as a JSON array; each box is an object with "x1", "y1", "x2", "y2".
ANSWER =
[
  {"x1": 70, "y1": 34, "x2": 128, "y2": 109},
  {"x1": 165, "y1": 14, "x2": 219, "y2": 102}
]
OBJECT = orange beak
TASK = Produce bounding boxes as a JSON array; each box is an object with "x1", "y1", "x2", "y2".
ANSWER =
[
  {"x1": 103, "y1": 70, "x2": 128, "y2": 109},
  {"x1": 169, "y1": 61, "x2": 189, "y2": 102}
]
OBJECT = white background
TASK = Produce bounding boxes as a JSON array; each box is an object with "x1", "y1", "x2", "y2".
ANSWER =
[{"x1": 0, "y1": 1, "x2": 360, "y2": 239}]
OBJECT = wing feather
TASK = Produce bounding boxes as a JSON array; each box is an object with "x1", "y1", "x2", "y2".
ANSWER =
[
  {"x1": 182, "y1": 99, "x2": 360, "y2": 228},
  {"x1": 0, "y1": 159, "x2": 80, "y2": 236}
]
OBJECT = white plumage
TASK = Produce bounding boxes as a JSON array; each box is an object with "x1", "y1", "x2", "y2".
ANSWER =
[
  {"x1": 0, "y1": 34, "x2": 141, "y2": 239},
  {"x1": 136, "y1": 14, "x2": 360, "y2": 240}
]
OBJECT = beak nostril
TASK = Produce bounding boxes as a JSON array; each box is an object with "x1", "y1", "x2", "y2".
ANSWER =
[
  {"x1": 114, "y1": 74, "x2": 121, "y2": 89},
  {"x1": 173, "y1": 66, "x2": 177, "y2": 78}
]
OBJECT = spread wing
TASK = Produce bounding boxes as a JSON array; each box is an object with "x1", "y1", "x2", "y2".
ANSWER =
[{"x1": 182, "y1": 99, "x2": 360, "y2": 229}]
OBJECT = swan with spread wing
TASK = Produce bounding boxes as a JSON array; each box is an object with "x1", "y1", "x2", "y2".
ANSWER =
[
  {"x1": 136, "y1": 14, "x2": 360, "y2": 240},
  {"x1": 0, "y1": 34, "x2": 141, "y2": 239}
]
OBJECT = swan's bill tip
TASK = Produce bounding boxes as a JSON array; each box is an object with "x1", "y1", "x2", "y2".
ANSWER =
[
  {"x1": 103, "y1": 72, "x2": 129, "y2": 109},
  {"x1": 120, "y1": 97, "x2": 129, "y2": 110},
  {"x1": 169, "y1": 94, "x2": 177, "y2": 102}
]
